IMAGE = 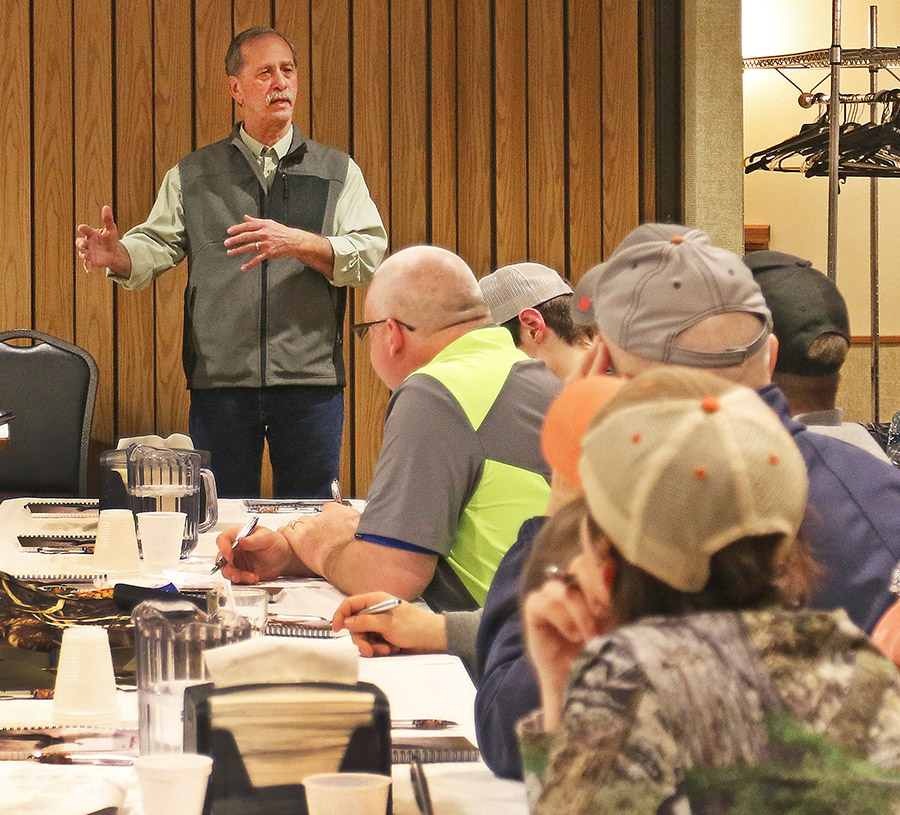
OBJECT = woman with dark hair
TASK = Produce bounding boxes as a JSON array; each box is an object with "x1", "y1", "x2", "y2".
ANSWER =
[{"x1": 519, "y1": 367, "x2": 900, "y2": 815}]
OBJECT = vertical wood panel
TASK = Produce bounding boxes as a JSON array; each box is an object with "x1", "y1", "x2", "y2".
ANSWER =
[
  {"x1": 494, "y1": 0, "x2": 528, "y2": 269},
  {"x1": 154, "y1": 0, "x2": 192, "y2": 438},
  {"x1": 33, "y1": 0, "x2": 74, "y2": 339},
  {"x1": 276, "y1": 0, "x2": 312, "y2": 133},
  {"x1": 527, "y1": 0, "x2": 566, "y2": 274},
  {"x1": 568, "y1": 0, "x2": 604, "y2": 281},
  {"x1": 390, "y1": 0, "x2": 428, "y2": 249},
  {"x1": 430, "y1": 0, "x2": 458, "y2": 252},
  {"x1": 73, "y1": 0, "x2": 116, "y2": 466},
  {"x1": 639, "y1": 0, "x2": 656, "y2": 222},
  {"x1": 234, "y1": 0, "x2": 270, "y2": 33},
  {"x1": 7, "y1": 2, "x2": 655, "y2": 499},
  {"x1": 194, "y1": 0, "x2": 232, "y2": 148},
  {"x1": 352, "y1": 0, "x2": 392, "y2": 495},
  {"x1": 311, "y1": 0, "x2": 353, "y2": 493},
  {"x1": 457, "y1": 0, "x2": 493, "y2": 276},
  {"x1": 311, "y1": 0, "x2": 350, "y2": 150},
  {"x1": 1, "y1": 2, "x2": 31, "y2": 330},
  {"x1": 115, "y1": 0, "x2": 156, "y2": 437},
  {"x1": 601, "y1": 1, "x2": 642, "y2": 256}
]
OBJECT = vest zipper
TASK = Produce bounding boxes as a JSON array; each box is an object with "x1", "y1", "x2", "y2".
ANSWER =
[{"x1": 259, "y1": 180, "x2": 268, "y2": 388}]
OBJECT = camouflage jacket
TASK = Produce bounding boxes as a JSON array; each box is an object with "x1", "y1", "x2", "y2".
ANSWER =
[{"x1": 518, "y1": 608, "x2": 900, "y2": 815}]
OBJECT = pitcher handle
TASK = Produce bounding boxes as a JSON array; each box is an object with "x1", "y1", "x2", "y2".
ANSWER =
[{"x1": 199, "y1": 468, "x2": 219, "y2": 532}]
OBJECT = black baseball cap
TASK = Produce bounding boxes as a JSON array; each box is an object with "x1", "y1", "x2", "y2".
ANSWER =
[{"x1": 744, "y1": 250, "x2": 850, "y2": 376}]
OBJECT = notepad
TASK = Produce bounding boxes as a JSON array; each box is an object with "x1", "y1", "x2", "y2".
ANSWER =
[
  {"x1": 267, "y1": 620, "x2": 337, "y2": 639},
  {"x1": 0, "y1": 726, "x2": 138, "y2": 762},
  {"x1": 24, "y1": 500, "x2": 100, "y2": 519},
  {"x1": 241, "y1": 498, "x2": 327, "y2": 513},
  {"x1": 18, "y1": 535, "x2": 95, "y2": 554},
  {"x1": 12, "y1": 572, "x2": 108, "y2": 584},
  {"x1": 391, "y1": 734, "x2": 481, "y2": 764}
]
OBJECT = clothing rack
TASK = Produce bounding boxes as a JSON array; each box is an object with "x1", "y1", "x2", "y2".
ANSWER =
[
  {"x1": 798, "y1": 89, "x2": 900, "y2": 106},
  {"x1": 743, "y1": 3, "x2": 900, "y2": 421}
]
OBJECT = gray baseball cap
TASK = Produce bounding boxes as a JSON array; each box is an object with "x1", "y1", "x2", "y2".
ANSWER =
[
  {"x1": 571, "y1": 224, "x2": 692, "y2": 326},
  {"x1": 576, "y1": 224, "x2": 772, "y2": 368},
  {"x1": 479, "y1": 263, "x2": 573, "y2": 325}
]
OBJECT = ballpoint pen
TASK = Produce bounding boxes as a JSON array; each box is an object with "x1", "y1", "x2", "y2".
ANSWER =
[
  {"x1": 354, "y1": 597, "x2": 402, "y2": 616},
  {"x1": 391, "y1": 718, "x2": 459, "y2": 730},
  {"x1": 210, "y1": 515, "x2": 258, "y2": 574},
  {"x1": 330, "y1": 477, "x2": 350, "y2": 505},
  {"x1": 410, "y1": 759, "x2": 435, "y2": 815}
]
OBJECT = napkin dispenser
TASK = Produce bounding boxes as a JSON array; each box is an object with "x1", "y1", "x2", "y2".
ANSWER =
[{"x1": 184, "y1": 681, "x2": 392, "y2": 815}]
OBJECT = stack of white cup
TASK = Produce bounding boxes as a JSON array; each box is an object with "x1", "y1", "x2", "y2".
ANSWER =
[
  {"x1": 92, "y1": 509, "x2": 142, "y2": 575},
  {"x1": 53, "y1": 626, "x2": 120, "y2": 726}
]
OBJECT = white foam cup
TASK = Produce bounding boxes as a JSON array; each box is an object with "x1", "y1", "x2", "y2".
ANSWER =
[
  {"x1": 303, "y1": 772, "x2": 392, "y2": 815},
  {"x1": 53, "y1": 626, "x2": 119, "y2": 726},
  {"x1": 138, "y1": 511, "x2": 187, "y2": 573},
  {"x1": 135, "y1": 753, "x2": 213, "y2": 815}
]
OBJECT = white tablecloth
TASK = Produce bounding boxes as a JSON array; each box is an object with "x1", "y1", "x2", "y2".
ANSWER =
[{"x1": 0, "y1": 497, "x2": 529, "y2": 814}]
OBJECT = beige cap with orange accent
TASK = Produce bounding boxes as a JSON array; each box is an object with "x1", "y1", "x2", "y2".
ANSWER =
[{"x1": 579, "y1": 366, "x2": 808, "y2": 592}]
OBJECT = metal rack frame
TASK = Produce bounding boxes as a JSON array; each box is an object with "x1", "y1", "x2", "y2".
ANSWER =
[
  {"x1": 743, "y1": 46, "x2": 900, "y2": 70},
  {"x1": 743, "y1": 3, "x2": 898, "y2": 421}
]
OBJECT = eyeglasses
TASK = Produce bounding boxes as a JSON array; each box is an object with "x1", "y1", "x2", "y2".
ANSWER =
[{"x1": 351, "y1": 318, "x2": 417, "y2": 341}]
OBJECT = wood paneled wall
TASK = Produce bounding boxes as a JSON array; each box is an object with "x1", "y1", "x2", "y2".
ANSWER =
[{"x1": 2, "y1": 0, "x2": 655, "y2": 498}]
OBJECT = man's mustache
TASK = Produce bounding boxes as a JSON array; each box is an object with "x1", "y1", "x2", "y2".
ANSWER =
[{"x1": 267, "y1": 92, "x2": 293, "y2": 105}]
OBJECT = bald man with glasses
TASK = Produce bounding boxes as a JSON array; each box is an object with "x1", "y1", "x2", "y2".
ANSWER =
[{"x1": 216, "y1": 245, "x2": 561, "y2": 611}]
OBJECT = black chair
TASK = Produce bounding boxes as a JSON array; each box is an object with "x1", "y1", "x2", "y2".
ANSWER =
[{"x1": 0, "y1": 329, "x2": 99, "y2": 497}]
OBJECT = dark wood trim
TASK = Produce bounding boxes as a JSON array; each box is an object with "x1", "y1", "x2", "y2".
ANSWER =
[
  {"x1": 851, "y1": 336, "x2": 900, "y2": 345},
  {"x1": 744, "y1": 224, "x2": 771, "y2": 253},
  {"x1": 653, "y1": 0, "x2": 682, "y2": 223}
]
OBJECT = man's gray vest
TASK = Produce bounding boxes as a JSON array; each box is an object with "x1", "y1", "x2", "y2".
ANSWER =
[{"x1": 179, "y1": 124, "x2": 350, "y2": 390}]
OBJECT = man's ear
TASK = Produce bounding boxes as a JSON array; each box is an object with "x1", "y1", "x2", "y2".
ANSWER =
[
  {"x1": 518, "y1": 308, "x2": 547, "y2": 343},
  {"x1": 387, "y1": 318, "x2": 407, "y2": 357},
  {"x1": 228, "y1": 75, "x2": 243, "y2": 106},
  {"x1": 595, "y1": 337, "x2": 616, "y2": 377},
  {"x1": 767, "y1": 333, "x2": 779, "y2": 377}
]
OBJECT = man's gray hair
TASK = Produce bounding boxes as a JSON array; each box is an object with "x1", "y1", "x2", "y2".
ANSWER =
[{"x1": 225, "y1": 27, "x2": 298, "y2": 77}]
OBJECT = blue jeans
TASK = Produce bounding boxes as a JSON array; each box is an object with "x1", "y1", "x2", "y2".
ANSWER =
[{"x1": 189, "y1": 385, "x2": 344, "y2": 499}]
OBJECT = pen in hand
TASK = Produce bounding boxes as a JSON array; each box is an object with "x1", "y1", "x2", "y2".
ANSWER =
[
  {"x1": 210, "y1": 515, "x2": 259, "y2": 575},
  {"x1": 351, "y1": 597, "x2": 402, "y2": 616},
  {"x1": 330, "y1": 478, "x2": 350, "y2": 506}
]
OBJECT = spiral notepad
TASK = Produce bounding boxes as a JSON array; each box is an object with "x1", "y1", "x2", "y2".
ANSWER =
[
  {"x1": 391, "y1": 734, "x2": 481, "y2": 764},
  {"x1": 266, "y1": 621, "x2": 337, "y2": 639},
  {"x1": 14, "y1": 572, "x2": 108, "y2": 584}
]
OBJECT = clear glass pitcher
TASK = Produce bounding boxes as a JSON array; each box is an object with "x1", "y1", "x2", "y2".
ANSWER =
[
  {"x1": 126, "y1": 444, "x2": 218, "y2": 558},
  {"x1": 132, "y1": 599, "x2": 251, "y2": 754}
]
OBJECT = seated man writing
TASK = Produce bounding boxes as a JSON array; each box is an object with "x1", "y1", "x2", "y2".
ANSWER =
[{"x1": 215, "y1": 245, "x2": 561, "y2": 611}]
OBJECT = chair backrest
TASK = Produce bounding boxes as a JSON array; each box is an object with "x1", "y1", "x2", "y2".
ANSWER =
[{"x1": 0, "y1": 329, "x2": 99, "y2": 497}]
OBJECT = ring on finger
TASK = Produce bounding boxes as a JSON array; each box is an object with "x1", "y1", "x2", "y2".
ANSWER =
[
  {"x1": 543, "y1": 564, "x2": 578, "y2": 588},
  {"x1": 255, "y1": 241, "x2": 260, "y2": 252},
  {"x1": 288, "y1": 519, "x2": 301, "y2": 530}
]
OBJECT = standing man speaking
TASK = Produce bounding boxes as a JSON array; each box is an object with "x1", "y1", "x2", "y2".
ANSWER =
[{"x1": 76, "y1": 27, "x2": 387, "y2": 498}]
